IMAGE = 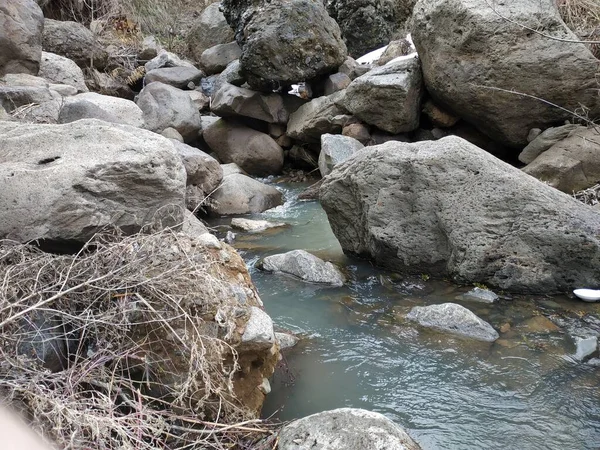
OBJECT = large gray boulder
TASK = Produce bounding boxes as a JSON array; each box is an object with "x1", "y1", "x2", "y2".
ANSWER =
[
  {"x1": 137, "y1": 82, "x2": 202, "y2": 142},
  {"x1": 144, "y1": 66, "x2": 204, "y2": 90},
  {"x1": 0, "y1": 0, "x2": 43, "y2": 77},
  {"x1": 523, "y1": 126, "x2": 600, "y2": 193},
  {"x1": 200, "y1": 42, "x2": 242, "y2": 75},
  {"x1": 211, "y1": 83, "x2": 289, "y2": 123},
  {"x1": 58, "y1": 99, "x2": 121, "y2": 125},
  {"x1": 325, "y1": 0, "x2": 397, "y2": 58},
  {"x1": 64, "y1": 92, "x2": 144, "y2": 128},
  {"x1": 0, "y1": 119, "x2": 186, "y2": 243},
  {"x1": 42, "y1": 19, "x2": 108, "y2": 70},
  {"x1": 0, "y1": 73, "x2": 61, "y2": 112},
  {"x1": 411, "y1": 0, "x2": 600, "y2": 148},
  {"x1": 38, "y1": 52, "x2": 88, "y2": 93},
  {"x1": 518, "y1": 124, "x2": 583, "y2": 164},
  {"x1": 319, "y1": 133, "x2": 364, "y2": 177},
  {"x1": 260, "y1": 250, "x2": 345, "y2": 286},
  {"x1": 320, "y1": 136, "x2": 600, "y2": 293},
  {"x1": 203, "y1": 119, "x2": 284, "y2": 176},
  {"x1": 207, "y1": 173, "x2": 283, "y2": 215},
  {"x1": 406, "y1": 303, "x2": 499, "y2": 342},
  {"x1": 186, "y1": 3, "x2": 235, "y2": 64},
  {"x1": 278, "y1": 408, "x2": 421, "y2": 450},
  {"x1": 221, "y1": 0, "x2": 347, "y2": 91},
  {"x1": 340, "y1": 57, "x2": 422, "y2": 133},
  {"x1": 287, "y1": 91, "x2": 348, "y2": 143}
]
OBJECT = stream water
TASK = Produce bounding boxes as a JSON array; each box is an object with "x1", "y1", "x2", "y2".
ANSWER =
[{"x1": 210, "y1": 181, "x2": 600, "y2": 450}]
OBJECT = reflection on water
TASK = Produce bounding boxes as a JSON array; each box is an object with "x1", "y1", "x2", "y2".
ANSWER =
[{"x1": 209, "y1": 182, "x2": 600, "y2": 450}]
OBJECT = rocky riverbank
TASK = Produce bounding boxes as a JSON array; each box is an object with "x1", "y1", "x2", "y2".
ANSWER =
[{"x1": 0, "y1": 0, "x2": 599, "y2": 448}]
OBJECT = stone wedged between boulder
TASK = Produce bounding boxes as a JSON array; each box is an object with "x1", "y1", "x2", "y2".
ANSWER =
[{"x1": 319, "y1": 135, "x2": 600, "y2": 294}]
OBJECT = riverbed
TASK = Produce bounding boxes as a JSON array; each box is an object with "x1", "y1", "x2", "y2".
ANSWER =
[{"x1": 210, "y1": 181, "x2": 600, "y2": 450}]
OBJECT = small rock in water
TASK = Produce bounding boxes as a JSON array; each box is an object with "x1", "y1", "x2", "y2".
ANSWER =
[
  {"x1": 455, "y1": 287, "x2": 499, "y2": 304},
  {"x1": 406, "y1": 303, "x2": 499, "y2": 342},
  {"x1": 231, "y1": 218, "x2": 287, "y2": 232},
  {"x1": 276, "y1": 332, "x2": 299, "y2": 350},
  {"x1": 224, "y1": 230, "x2": 236, "y2": 244},
  {"x1": 572, "y1": 335, "x2": 598, "y2": 361},
  {"x1": 587, "y1": 358, "x2": 600, "y2": 367},
  {"x1": 259, "y1": 249, "x2": 345, "y2": 286}
]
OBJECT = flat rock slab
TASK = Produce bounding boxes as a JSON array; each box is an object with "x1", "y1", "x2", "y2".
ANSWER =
[
  {"x1": 207, "y1": 173, "x2": 283, "y2": 215},
  {"x1": 406, "y1": 303, "x2": 499, "y2": 342},
  {"x1": 455, "y1": 287, "x2": 499, "y2": 304},
  {"x1": 231, "y1": 218, "x2": 288, "y2": 232},
  {"x1": 278, "y1": 408, "x2": 421, "y2": 450},
  {"x1": 260, "y1": 249, "x2": 345, "y2": 286},
  {"x1": 145, "y1": 66, "x2": 204, "y2": 89}
]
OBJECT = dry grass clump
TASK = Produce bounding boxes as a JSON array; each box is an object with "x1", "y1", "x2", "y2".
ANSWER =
[
  {"x1": 557, "y1": 0, "x2": 600, "y2": 57},
  {"x1": 0, "y1": 229, "x2": 276, "y2": 449}
]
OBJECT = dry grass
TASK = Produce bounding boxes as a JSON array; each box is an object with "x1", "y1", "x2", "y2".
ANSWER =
[
  {"x1": 0, "y1": 229, "x2": 277, "y2": 449},
  {"x1": 557, "y1": 0, "x2": 600, "y2": 57}
]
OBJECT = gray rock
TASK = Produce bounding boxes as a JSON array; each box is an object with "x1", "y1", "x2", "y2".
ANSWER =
[
  {"x1": 377, "y1": 39, "x2": 414, "y2": 65},
  {"x1": 523, "y1": 126, "x2": 600, "y2": 193},
  {"x1": 587, "y1": 358, "x2": 600, "y2": 367},
  {"x1": 572, "y1": 335, "x2": 598, "y2": 361},
  {"x1": 222, "y1": 0, "x2": 347, "y2": 91},
  {"x1": 260, "y1": 250, "x2": 345, "y2": 286},
  {"x1": 144, "y1": 66, "x2": 204, "y2": 90},
  {"x1": 182, "y1": 209, "x2": 209, "y2": 236},
  {"x1": 188, "y1": 90, "x2": 210, "y2": 112},
  {"x1": 412, "y1": 0, "x2": 600, "y2": 148},
  {"x1": 162, "y1": 127, "x2": 184, "y2": 142},
  {"x1": 289, "y1": 145, "x2": 318, "y2": 169},
  {"x1": 203, "y1": 119, "x2": 284, "y2": 176},
  {"x1": 220, "y1": 59, "x2": 245, "y2": 86},
  {"x1": 298, "y1": 179, "x2": 323, "y2": 200},
  {"x1": 323, "y1": 72, "x2": 352, "y2": 96},
  {"x1": 137, "y1": 82, "x2": 201, "y2": 142},
  {"x1": 275, "y1": 332, "x2": 300, "y2": 350},
  {"x1": 200, "y1": 42, "x2": 242, "y2": 75},
  {"x1": 208, "y1": 173, "x2": 283, "y2": 215},
  {"x1": 42, "y1": 19, "x2": 107, "y2": 70},
  {"x1": 17, "y1": 312, "x2": 70, "y2": 372},
  {"x1": 0, "y1": 79, "x2": 61, "y2": 114},
  {"x1": 0, "y1": 119, "x2": 186, "y2": 243},
  {"x1": 49, "y1": 83, "x2": 77, "y2": 96},
  {"x1": 0, "y1": 0, "x2": 43, "y2": 77},
  {"x1": 406, "y1": 303, "x2": 499, "y2": 342},
  {"x1": 339, "y1": 56, "x2": 372, "y2": 80},
  {"x1": 58, "y1": 99, "x2": 120, "y2": 124},
  {"x1": 341, "y1": 57, "x2": 422, "y2": 134},
  {"x1": 198, "y1": 114, "x2": 220, "y2": 135},
  {"x1": 320, "y1": 136, "x2": 600, "y2": 293},
  {"x1": 144, "y1": 51, "x2": 196, "y2": 72},
  {"x1": 231, "y1": 218, "x2": 287, "y2": 232},
  {"x1": 325, "y1": 0, "x2": 397, "y2": 58},
  {"x1": 455, "y1": 287, "x2": 499, "y2": 304},
  {"x1": 64, "y1": 92, "x2": 144, "y2": 128},
  {"x1": 240, "y1": 306, "x2": 276, "y2": 351},
  {"x1": 518, "y1": 124, "x2": 582, "y2": 164},
  {"x1": 221, "y1": 162, "x2": 245, "y2": 177},
  {"x1": 211, "y1": 82, "x2": 288, "y2": 123},
  {"x1": 186, "y1": 3, "x2": 235, "y2": 64},
  {"x1": 39, "y1": 52, "x2": 88, "y2": 93},
  {"x1": 343, "y1": 122, "x2": 371, "y2": 144},
  {"x1": 319, "y1": 133, "x2": 364, "y2": 177},
  {"x1": 422, "y1": 99, "x2": 459, "y2": 128},
  {"x1": 278, "y1": 408, "x2": 421, "y2": 450},
  {"x1": 287, "y1": 91, "x2": 347, "y2": 143},
  {"x1": 138, "y1": 35, "x2": 161, "y2": 61}
]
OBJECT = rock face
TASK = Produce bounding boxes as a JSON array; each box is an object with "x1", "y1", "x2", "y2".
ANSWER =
[
  {"x1": 211, "y1": 83, "x2": 289, "y2": 123},
  {"x1": 319, "y1": 133, "x2": 364, "y2": 177},
  {"x1": 523, "y1": 127, "x2": 600, "y2": 193},
  {"x1": 0, "y1": 119, "x2": 186, "y2": 243},
  {"x1": 208, "y1": 173, "x2": 283, "y2": 215},
  {"x1": 221, "y1": 0, "x2": 347, "y2": 91},
  {"x1": 42, "y1": 19, "x2": 108, "y2": 69},
  {"x1": 411, "y1": 0, "x2": 600, "y2": 148},
  {"x1": 278, "y1": 408, "x2": 421, "y2": 450},
  {"x1": 287, "y1": 91, "x2": 347, "y2": 143},
  {"x1": 341, "y1": 57, "x2": 422, "y2": 133},
  {"x1": 63, "y1": 92, "x2": 144, "y2": 127},
  {"x1": 38, "y1": 52, "x2": 88, "y2": 93},
  {"x1": 0, "y1": 0, "x2": 44, "y2": 77},
  {"x1": 186, "y1": 3, "x2": 235, "y2": 64},
  {"x1": 320, "y1": 136, "x2": 600, "y2": 294},
  {"x1": 137, "y1": 82, "x2": 201, "y2": 142},
  {"x1": 325, "y1": 0, "x2": 397, "y2": 58},
  {"x1": 406, "y1": 303, "x2": 499, "y2": 342},
  {"x1": 260, "y1": 250, "x2": 345, "y2": 286},
  {"x1": 203, "y1": 119, "x2": 284, "y2": 176}
]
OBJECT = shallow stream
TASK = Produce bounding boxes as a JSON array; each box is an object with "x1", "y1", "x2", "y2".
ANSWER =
[{"x1": 210, "y1": 182, "x2": 600, "y2": 450}]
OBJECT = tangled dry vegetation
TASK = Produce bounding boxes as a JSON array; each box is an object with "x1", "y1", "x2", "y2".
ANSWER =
[
  {"x1": 0, "y1": 229, "x2": 276, "y2": 449},
  {"x1": 557, "y1": 0, "x2": 600, "y2": 57}
]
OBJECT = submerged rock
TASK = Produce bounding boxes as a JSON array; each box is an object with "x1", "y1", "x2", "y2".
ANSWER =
[
  {"x1": 278, "y1": 408, "x2": 421, "y2": 450},
  {"x1": 231, "y1": 218, "x2": 287, "y2": 232},
  {"x1": 455, "y1": 287, "x2": 498, "y2": 304},
  {"x1": 572, "y1": 335, "x2": 598, "y2": 362},
  {"x1": 275, "y1": 332, "x2": 300, "y2": 350},
  {"x1": 221, "y1": 0, "x2": 347, "y2": 91},
  {"x1": 320, "y1": 136, "x2": 600, "y2": 293},
  {"x1": 406, "y1": 303, "x2": 499, "y2": 342},
  {"x1": 259, "y1": 250, "x2": 345, "y2": 286},
  {"x1": 412, "y1": 0, "x2": 600, "y2": 148}
]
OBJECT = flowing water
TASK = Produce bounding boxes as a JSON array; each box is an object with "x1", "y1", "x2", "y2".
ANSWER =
[{"x1": 210, "y1": 181, "x2": 600, "y2": 450}]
